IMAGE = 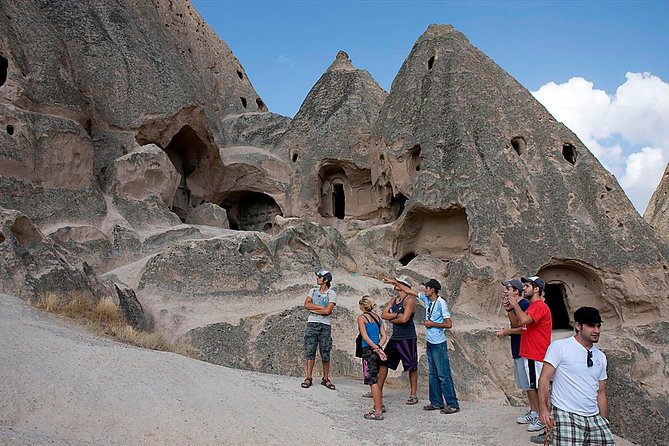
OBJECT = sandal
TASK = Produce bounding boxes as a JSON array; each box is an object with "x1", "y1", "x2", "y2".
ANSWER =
[
  {"x1": 406, "y1": 395, "x2": 418, "y2": 405},
  {"x1": 362, "y1": 391, "x2": 373, "y2": 398},
  {"x1": 301, "y1": 377, "x2": 312, "y2": 388},
  {"x1": 423, "y1": 403, "x2": 444, "y2": 411},
  {"x1": 321, "y1": 378, "x2": 336, "y2": 390},
  {"x1": 363, "y1": 411, "x2": 384, "y2": 421}
]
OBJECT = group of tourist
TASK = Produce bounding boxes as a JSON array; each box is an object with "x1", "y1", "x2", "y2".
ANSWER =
[{"x1": 300, "y1": 270, "x2": 615, "y2": 445}]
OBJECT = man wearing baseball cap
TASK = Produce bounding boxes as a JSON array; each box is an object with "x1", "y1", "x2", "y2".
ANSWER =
[
  {"x1": 536, "y1": 307, "x2": 614, "y2": 445},
  {"x1": 504, "y1": 275, "x2": 552, "y2": 432},
  {"x1": 301, "y1": 270, "x2": 337, "y2": 390},
  {"x1": 496, "y1": 278, "x2": 531, "y2": 418},
  {"x1": 400, "y1": 278, "x2": 460, "y2": 414},
  {"x1": 378, "y1": 276, "x2": 419, "y2": 405}
]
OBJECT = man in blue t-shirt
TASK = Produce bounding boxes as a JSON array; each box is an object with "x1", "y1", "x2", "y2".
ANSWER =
[
  {"x1": 399, "y1": 278, "x2": 460, "y2": 414},
  {"x1": 496, "y1": 278, "x2": 531, "y2": 422}
]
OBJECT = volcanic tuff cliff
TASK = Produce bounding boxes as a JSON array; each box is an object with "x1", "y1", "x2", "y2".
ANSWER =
[{"x1": 1, "y1": 2, "x2": 668, "y2": 444}]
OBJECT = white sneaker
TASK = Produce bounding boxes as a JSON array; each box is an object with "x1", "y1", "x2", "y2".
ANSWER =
[
  {"x1": 527, "y1": 418, "x2": 545, "y2": 432},
  {"x1": 516, "y1": 410, "x2": 536, "y2": 424}
]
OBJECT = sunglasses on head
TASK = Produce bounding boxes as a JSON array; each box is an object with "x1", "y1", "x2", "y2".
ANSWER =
[{"x1": 587, "y1": 350, "x2": 593, "y2": 367}]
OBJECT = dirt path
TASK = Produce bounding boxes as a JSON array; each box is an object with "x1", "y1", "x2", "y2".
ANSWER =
[{"x1": 0, "y1": 294, "x2": 634, "y2": 446}]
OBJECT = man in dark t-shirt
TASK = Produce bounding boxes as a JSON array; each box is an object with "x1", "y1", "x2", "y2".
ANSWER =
[
  {"x1": 376, "y1": 276, "x2": 419, "y2": 405},
  {"x1": 496, "y1": 279, "x2": 531, "y2": 420}
]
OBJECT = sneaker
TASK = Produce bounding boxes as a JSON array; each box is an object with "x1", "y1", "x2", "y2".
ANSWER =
[
  {"x1": 527, "y1": 418, "x2": 545, "y2": 432},
  {"x1": 440, "y1": 405, "x2": 460, "y2": 414},
  {"x1": 516, "y1": 410, "x2": 537, "y2": 424},
  {"x1": 530, "y1": 432, "x2": 546, "y2": 444}
]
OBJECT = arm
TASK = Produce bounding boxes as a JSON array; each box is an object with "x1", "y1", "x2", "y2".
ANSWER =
[
  {"x1": 392, "y1": 296, "x2": 415, "y2": 324},
  {"x1": 380, "y1": 299, "x2": 396, "y2": 321},
  {"x1": 383, "y1": 277, "x2": 418, "y2": 297},
  {"x1": 597, "y1": 380, "x2": 609, "y2": 420},
  {"x1": 495, "y1": 326, "x2": 524, "y2": 338},
  {"x1": 357, "y1": 316, "x2": 387, "y2": 360},
  {"x1": 308, "y1": 301, "x2": 335, "y2": 316},
  {"x1": 538, "y1": 362, "x2": 557, "y2": 428},
  {"x1": 425, "y1": 318, "x2": 452, "y2": 329},
  {"x1": 508, "y1": 298, "x2": 534, "y2": 326}
]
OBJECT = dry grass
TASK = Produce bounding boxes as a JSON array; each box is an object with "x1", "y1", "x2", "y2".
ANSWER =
[{"x1": 34, "y1": 292, "x2": 194, "y2": 357}]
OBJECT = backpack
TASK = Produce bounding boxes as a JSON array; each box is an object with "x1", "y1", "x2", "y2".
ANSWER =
[{"x1": 355, "y1": 312, "x2": 382, "y2": 358}]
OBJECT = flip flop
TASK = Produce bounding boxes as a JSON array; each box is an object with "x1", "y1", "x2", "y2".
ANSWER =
[
  {"x1": 300, "y1": 377, "x2": 312, "y2": 388},
  {"x1": 321, "y1": 378, "x2": 336, "y2": 390}
]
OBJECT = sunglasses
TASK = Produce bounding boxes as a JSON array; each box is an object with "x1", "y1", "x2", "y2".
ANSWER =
[{"x1": 587, "y1": 350, "x2": 593, "y2": 368}]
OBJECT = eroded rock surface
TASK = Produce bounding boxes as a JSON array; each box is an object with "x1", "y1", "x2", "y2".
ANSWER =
[{"x1": 645, "y1": 162, "x2": 669, "y2": 242}]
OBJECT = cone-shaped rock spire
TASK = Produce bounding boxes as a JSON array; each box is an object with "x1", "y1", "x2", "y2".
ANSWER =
[{"x1": 371, "y1": 24, "x2": 669, "y2": 322}]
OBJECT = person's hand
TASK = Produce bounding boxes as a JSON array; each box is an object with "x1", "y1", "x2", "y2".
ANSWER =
[
  {"x1": 539, "y1": 409, "x2": 552, "y2": 428},
  {"x1": 378, "y1": 349, "x2": 387, "y2": 361},
  {"x1": 495, "y1": 328, "x2": 506, "y2": 338},
  {"x1": 383, "y1": 277, "x2": 395, "y2": 284},
  {"x1": 424, "y1": 320, "x2": 434, "y2": 328}
]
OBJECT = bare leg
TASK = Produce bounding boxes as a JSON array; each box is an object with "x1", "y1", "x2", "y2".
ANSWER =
[
  {"x1": 527, "y1": 389, "x2": 539, "y2": 412},
  {"x1": 377, "y1": 365, "x2": 388, "y2": 392},
  {"x1": 371, "y1": 383, "x2": 383, "y2": 415},
  {"x1": 322, "y1": 360, "x2": 330, "y2": 380},
  {"x1": 306, "y1": 359, "x2": 315, "y2": 379},
  {"x1": 409, "y1": 370, "x2": 418, "y2": 397}
]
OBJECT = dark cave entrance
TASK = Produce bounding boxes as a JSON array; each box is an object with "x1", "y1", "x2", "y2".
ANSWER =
[
  {"x1": 544, "y1": 283, "x2": 572, "y2": 329},
  {"x1": 333, "y1": 183, "x2": 345, "y2": 220}
]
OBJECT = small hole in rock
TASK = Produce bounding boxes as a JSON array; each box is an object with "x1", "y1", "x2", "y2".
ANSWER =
[
  {"x1": 511, "y1": 137, "x2": 526, "y2": 156},
  {"x1": 240, "y1": 97, "x2": 247, "y2": 108},
  {"x1": 562, "y1": 143, "x2": 577, "y2": 165},
  {"x1": 6, "y1": 124, "x2": 14, "y2": 135},
  {"x1": 237, "y1": 70, "x2": 243, "y2": 80},
  {"x1": 292, "y1": 152, "x2": 298, "y2": 163},
  {"x1": 428, "y1": 56, "x2": 435, "y2": 70}
]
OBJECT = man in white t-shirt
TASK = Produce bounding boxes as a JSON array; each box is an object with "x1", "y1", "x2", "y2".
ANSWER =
[{"x1": 537, "y1": 307, "x2": 615, "y2": 445}]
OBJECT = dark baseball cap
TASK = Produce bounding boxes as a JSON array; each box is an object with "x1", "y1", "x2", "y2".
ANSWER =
[
  {"x1": 574, "y1": 307, "x2": 603, "y2": 324},
  {"x1": 316, "y1": 270, "x2": 333, "y2": 282},
  {"x1": 521, "y1": 275, "x2": 545, "y2": 292},
  {"x1": 501, "y1": 279, "x2": 523, "y2": 294},
  {"x1": 423, "y1": 279, "x2": 441, "y2": 291}
]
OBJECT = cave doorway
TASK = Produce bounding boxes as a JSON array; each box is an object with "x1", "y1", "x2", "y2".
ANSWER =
[
  {"x1": 544, "y1": 283, "x2": 572, "y2": 329},
  {"x1": 163, "y1": 126, "x2": 207, "y2": 221},
  {"x1": 333, "y1": 183, "x2": 345, "y2": 219}
]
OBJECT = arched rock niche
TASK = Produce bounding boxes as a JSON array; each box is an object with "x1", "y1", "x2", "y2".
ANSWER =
[
  {"x1": 162, "y1": 125, "x2": 208, "y2": 220},
  {"x1": 394, "y1": 206, "x2": 469, "y2": 265},
  {"x1": 318, "y1": 161, "x2": 376, "y2": 220},
  {"x1": 537, "y1": 262, "x2": 617, "y2": 326},
  {"x1": 221, "y1": 191, "x2": 282, "y2": 232}
]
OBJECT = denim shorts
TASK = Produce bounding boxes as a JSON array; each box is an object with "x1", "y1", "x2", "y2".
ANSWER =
[{"x1": 304, "y1": 322, "x2": 332, "y2": 361}]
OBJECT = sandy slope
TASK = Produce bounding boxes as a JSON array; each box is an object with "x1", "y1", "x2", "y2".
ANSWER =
[{"x1": 0, "y1": 294, "x2": 633, "y2": 446}]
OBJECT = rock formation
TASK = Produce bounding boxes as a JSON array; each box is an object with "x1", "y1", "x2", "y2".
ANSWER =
[
  {"x1": 645, "y1": 162, "x2": 669, "y2": 241},
  {"x1": 1, "y1": 3, "x2": 668, "y2": 444}
]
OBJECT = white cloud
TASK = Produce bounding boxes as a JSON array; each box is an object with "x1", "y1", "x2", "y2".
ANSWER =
[{"x1": 532, "y1": 72, "x2": 669, "y2": 214}]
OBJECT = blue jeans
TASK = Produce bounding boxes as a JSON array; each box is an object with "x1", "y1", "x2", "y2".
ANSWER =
[{"x1": 426, "y1": 340, "x2": 459, "y2": 409}]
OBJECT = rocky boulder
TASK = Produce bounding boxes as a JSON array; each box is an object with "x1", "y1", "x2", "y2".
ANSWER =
[
  {"x1": 645, "y1": 162, "x2": 669, "y2": 242},
  {"x1": 186, "y1": 203, "x2": 230, "y2": 228}
]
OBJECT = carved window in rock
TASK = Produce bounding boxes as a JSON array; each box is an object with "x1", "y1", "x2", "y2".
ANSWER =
[
  {"x1": 511, "y1": 137, "x2": 526, "y2": 156},
  {"x1": 562, "y1": 144, "x2": 577, "y2": 165},
  {"x1": 319, "y1": 164, "x2": 348, "y2": 220},
  {"x1": 0, "y1": 55, "x2": 8, "y2": 86},
  {"x1": 408, "y1": 145, "x2": 422, "y2": 173}
]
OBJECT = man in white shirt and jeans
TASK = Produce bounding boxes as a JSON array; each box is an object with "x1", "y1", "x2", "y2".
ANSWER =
[{"x1": 537, "y1": 307, "x2": 615, "y2": 445}]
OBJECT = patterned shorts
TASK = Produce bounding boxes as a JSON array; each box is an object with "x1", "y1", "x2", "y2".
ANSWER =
[
  {"x1": 304, "y1": 322, "x2": 332, "y2": 361},
  {"x1": 361, "y1": 347, "x2": 382, "y2": 385},
  {"x1": 551, "y1": 407, "x2": 615, "y2": 445},
  {"x1": 383, "y1": 338, "x2": 418, "y2": 372}
]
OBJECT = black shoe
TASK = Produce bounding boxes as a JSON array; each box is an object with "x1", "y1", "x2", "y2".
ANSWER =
[{"x1": 530, "y1": 431, "x2": 546, "y2": 444}]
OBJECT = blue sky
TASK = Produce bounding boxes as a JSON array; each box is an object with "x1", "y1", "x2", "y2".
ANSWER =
[{"x1": 193, "y1": 1, "x2": 669, "y2": 214}]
